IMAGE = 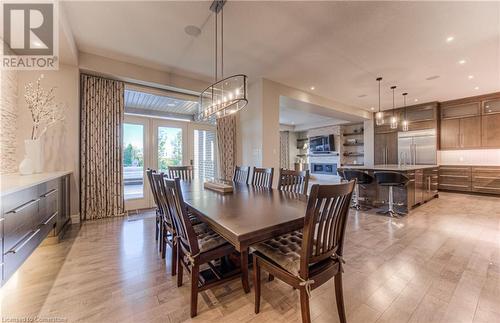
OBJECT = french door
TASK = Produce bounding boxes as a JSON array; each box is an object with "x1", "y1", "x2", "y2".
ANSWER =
[{"x1": 123, "y1": 115, "x2": 217, "y2": 211}]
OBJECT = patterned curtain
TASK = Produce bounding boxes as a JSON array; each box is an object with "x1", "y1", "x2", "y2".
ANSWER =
[
  {"x1": 80, "y1": 74, "x2": 125, "y2": 220},
  {"x1": 280, "y1": 131, "x2": 290, "y2": 169},
  {"x1": 216, "y1": 115, "x2": 236, "y2": 180}
]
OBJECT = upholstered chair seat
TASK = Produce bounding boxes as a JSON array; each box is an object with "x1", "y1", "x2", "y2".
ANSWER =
[
  {"x1": 252, "y1": 230, "x2": 303, "y2": 276},
  {"x1": 194, "y1": 223, "x2": 230, "y2": 253}
]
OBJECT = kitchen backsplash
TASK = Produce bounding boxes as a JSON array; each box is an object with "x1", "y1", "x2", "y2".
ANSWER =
[{"x1": 438, "y1": 149, "x2": 500, "y2": 165}]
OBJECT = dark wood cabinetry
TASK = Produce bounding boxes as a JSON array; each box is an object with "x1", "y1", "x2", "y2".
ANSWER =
[
  {"x1": 440, "y1": 92, "x2": 500, "y2": 149},
  {"x1": 481, "y1": 114, "x2": 500, "y2": 148},
  {"x1": 374, "y1": 132, "x2": 397, "y2": 165},
  {"x1": 1, "y1": 174, "x2": 71, "y2": 285},
  {"x1": 438, "y1": 166, "x2": 500, "y2": 195},
  {"x1": 439, "y1": 166, "x2": 471, "y2": 192}
]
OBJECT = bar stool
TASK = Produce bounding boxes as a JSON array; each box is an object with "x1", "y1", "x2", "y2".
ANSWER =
[
  {"x1": 341, "y1": 169, "x2": 374, "y2": 210},
  {"x1": 374, "y1": 171, "x2": 409, "y2": 217}
]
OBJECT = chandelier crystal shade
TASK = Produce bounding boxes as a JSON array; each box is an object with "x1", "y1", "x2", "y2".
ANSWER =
[
  {"x1": 390, "y1": 85, "x2": 398, "y2": 129},
  {"x1": 375, "y1": 77, "x2": 384, "y2": 126},
  {"x1": 199, "y1": 0, "x2": 248, "y2": 121}
]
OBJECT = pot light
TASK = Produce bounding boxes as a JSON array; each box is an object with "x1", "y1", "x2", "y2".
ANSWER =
[
  {"x1": 446, "y1": 36, "x2": 454, "y2": 43},
  {"x1": 458, "y1": 59, "x2": 466, "y2": 65},
  {"x1": 370, "y1": 107, "x2": 375, "y2": 111},
  {"x1": 310, "y1": 86, "x2": 315, "y2": 91},
  {"x1": 468, "y1": 75, "x2": 474, "y2": 80},
  {"x1": 474, "y1": 86, "x2": 479, "y2": 90},
  {"x1": 414, "y1": 98, "x2": 419, "y2": 102}
]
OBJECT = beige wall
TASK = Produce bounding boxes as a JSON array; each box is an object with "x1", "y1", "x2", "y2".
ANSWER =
[
  {"x1": 16, "y1": 64, "x2": 80, "y2": 215},
  {"x1": 0, "y1": 69, "x2": 18, "y2": 174},
  {"x1": 238, "y1": 78, "x2": 370, "y2": 187},
  {"x1": 79, "y1": 52, "x2": 209, "y2": 94}
]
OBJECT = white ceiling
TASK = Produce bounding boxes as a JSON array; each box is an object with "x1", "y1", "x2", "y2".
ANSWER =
[{"x1": 63, "y1": 1, "x2": 500, "y2": 111}]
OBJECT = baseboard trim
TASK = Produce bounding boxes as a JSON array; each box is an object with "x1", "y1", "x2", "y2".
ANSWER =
[{"x1": 71, "y1": 213, "x2": 80, "y2": 224}]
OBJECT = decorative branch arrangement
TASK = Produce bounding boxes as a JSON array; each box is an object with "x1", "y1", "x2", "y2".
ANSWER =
[{"x1": 24, "y1": 75, "x2": 64, "y2": 140}]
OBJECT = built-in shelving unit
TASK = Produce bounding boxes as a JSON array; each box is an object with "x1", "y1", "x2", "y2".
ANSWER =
[{"x1": 340, "y1": 123, "x2": 364, "y2": 166}]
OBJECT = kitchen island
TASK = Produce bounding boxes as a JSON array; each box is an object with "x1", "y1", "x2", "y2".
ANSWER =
[{"x1": 339, "y1": 164, "x2": 439, "y2": 213}]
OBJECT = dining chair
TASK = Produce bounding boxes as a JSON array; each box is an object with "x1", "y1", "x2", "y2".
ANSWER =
[
  {"x1": 233, "y1": 165, "x2": 250, "y2": 184},
  {"x1": 146, "y1": 169, "x2": 161, "y2": 242},
  {"x1": 250, "y1": 167, "x2": 274, "y2": 189},
  {"x1": 252, "y1": 181, "x2": 355, "y2": 323},
  {"x1": 151, "y1": 173, "x2": 179, "y2": 275},
  {"x1": 164, "y1": 177, "x2": 242, "y2": 317},
  {"x1": 277, "y1": 169, "x2": 310, "y2": 195},
  {"x1": 167, "y1": 165, "x2": 194, "y2": 180}
]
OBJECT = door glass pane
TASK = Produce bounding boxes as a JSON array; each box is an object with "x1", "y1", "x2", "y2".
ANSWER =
[
  {"x1": 158, "y1": 127, "x2": 183, "y2": 172},
  {"x1": 194, "y1": 129, "x2": 217, "y2": 179},
  {"x1": 123, "y1": 123, "x2": 144, "y2": 200}
]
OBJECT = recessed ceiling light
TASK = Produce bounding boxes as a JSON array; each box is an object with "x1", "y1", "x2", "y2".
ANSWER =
[
  {"x1": 310, "y1": 86, "x2": 315, "y2": 90},
  {"x1": 446, "y1": 36, "x2": 454, "y2": 43},
  {"x1": 414, "y1": 99, "x2": 419, "y2": 102},
  {"x1": 468, "y1": 75, "x2": 474, "y2": 79},
  {"x1": 458, "y1": 59, "x2": 466, "y2": 65},
  {"x1": 370, "y1": 107, "x2": 375, "y2": 111},
  {"x1": 474, "y1": 86, "x2": 479, "y2": 90}
]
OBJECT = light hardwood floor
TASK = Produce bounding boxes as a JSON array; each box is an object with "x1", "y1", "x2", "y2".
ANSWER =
[{"x1": 2, "y1": 192, "x2": 500, "y2": 323}]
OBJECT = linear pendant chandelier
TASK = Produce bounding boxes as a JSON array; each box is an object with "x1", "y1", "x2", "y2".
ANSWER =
[{"x1": 199, "y1": 0, "x2": 248, "y2": 121}]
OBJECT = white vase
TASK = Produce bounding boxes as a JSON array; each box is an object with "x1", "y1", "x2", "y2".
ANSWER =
[
  {"x1": 19, "y1": 156, "x2": 34, "y2": 175},
  {"x1": 24, "y1": 139, "x2": 44, "y2": 173}
]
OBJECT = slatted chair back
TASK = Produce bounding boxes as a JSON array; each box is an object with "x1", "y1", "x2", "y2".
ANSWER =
[
  {"x1": 146, "y1": 169, "x2": 161, "y2": 207},
  {"x1": 277, "y1": 169, "x2": 310, "y2": 195},
  {"x1": 233, "y1": 166, "x2": 250, "y2": 184},
  {"x1": 300, "y1": 181, "x2": 355, "y2": 279},
  {"x1": 250, "y1": 167, "x2": 274, "y2": 189},
  {"x1": 163, "y1": 177, "x2": 200, "y2": 256},
  {"x1": 151, "y1": 173, "x2": 171, "y2": 222},
  {"x1": 167, "y1": 165, "x2": 194, "y2": 181}
]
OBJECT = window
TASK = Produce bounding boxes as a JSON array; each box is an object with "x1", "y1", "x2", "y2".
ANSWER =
[{"x1": 194, "y1": 129, "x2": 217, "y2": 179}]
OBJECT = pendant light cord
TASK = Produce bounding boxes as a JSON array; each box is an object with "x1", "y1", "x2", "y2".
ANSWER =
[
  {"x1": 215, "y1": 11, "x2": 218, "y2": 82},
  {"x1": 221, "y1": 7, "x2": 224, "y2": 79},
  {"x1": 392, "y1": 86, "x2": 395, "y2": 117}
]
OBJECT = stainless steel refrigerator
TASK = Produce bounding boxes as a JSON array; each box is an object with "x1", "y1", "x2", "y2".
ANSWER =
[{"x1": 398, "y1": 129, "x2": 437, "y2": 165}]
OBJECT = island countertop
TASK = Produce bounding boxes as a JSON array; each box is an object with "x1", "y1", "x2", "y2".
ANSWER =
[{"x1": 339, "y1": 164, "x2": 439, "y2": 171}]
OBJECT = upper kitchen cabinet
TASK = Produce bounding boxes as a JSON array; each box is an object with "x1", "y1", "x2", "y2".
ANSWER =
[
  {"x1": 440, "y1": 92, "x2": 500, "y2": 149},
  {"x1": 482, "y1": 98, "x2": 500, "y2": 115},
  {"x1": 403, "y1": 102, "x2": 438, "y2": 131},
  {"x1": 441, "y1": 102, "x2": 480, "y2": 119},
  {"x1": 482, "y1": 113, "x2": 500, "y2": 147}
]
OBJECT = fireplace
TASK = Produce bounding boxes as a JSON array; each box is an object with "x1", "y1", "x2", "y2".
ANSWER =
[{"x1": 311, "y1": 163, "x2": 337, "y2": 175}]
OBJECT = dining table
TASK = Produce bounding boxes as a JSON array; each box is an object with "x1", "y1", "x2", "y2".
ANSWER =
[{"x1": 180, "y1": 179, "x2": 308, "y2": 293}]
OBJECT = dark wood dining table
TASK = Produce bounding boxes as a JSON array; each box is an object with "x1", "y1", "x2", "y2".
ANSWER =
[{"x1": 180, "y1": 179, "x2": 308, "y2": 293}]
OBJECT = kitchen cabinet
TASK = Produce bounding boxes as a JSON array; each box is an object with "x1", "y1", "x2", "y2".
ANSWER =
[
  {"x1": 472, "y1": 166, "x2": 500, "y2": 194},
  {"x1": 1, "y1": 173, "x2": 71, "y2": 285},
  {"x1": 423, "y1": 168, "x2": 439, "y2": 200},
  {"x1": 440, "y1": 116, "x2": 481, "y2": 149},
  {"x1": 439, "y1": 166, "x2": 471, "y2": 192},
  {"x1": 406, "y1": 103, "x2": 438, "y2": 122},
  {"x1": 441, "y1": 102, "x2": 480, "y2": 119},
  {"x1": 374, "y1": 132, "x2": 397, "y2": 164},
  {"x1": 414, "y1": 169, "x2": 424, "y2": 205},
  {"x1": 482, "y1": 98, "x2": 500, "y2": 114},
  {"x1": 481, "y1": 114, "x2": 500, "y2": 148}
]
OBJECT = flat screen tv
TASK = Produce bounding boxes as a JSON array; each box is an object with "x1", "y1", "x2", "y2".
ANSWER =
[{"x1": 309, "y1": 135, "x2": 335, "y2": 153}]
